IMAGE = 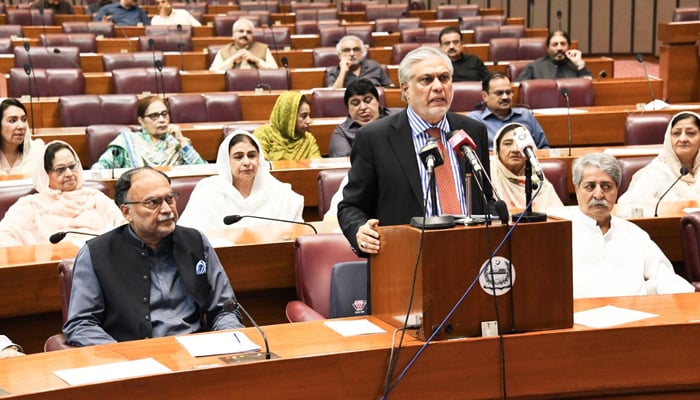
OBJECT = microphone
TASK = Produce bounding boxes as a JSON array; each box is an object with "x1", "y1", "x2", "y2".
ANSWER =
[
  {"x1": 654, "y1": 167, "x2": 690, "y2": 217},
  {"x1": 255, "y1": 83, "x2": 272, "y2": 94},
  {"x1": 22, "y1": 63, "x2": 37, "y2": 137},
  {"x1": 223, "y1": 299, "x2": 272, "y2": 360},
  {"x1": 281, "y1": 56, "x2": 291, "y2": 90},
  {"x1": 49, "y1": 231, "x2": 99, "y2": 244},
  {"x1": 445, "y1": 129, "x2": 483, "y2": 177},
  {"x1": 473, "y1": 101, "x2": 485, "y2": 110},
  {"x1": 556, "y1": 10, "x2": 562, "y2": 30},
  {"x1": 38, "y1": 3, "x2": 48, "y2": 42},
  {"x1": 418, "y1": 138, "x2": 444, "y2": 175},
  {"x1": 457, "y1": 16, "x2": 463, "y2": 31},
  {"x1": 52, "y1": 48, "x2": 82, "y2": 69},
  {"x1": 512, "y1": 126, "x2": 544, "y2": 181},
  {"x1": 635, "y1": 53, "x2": 667, "y2": 110},
  {"x1": 148, "y1": 38, "x2": 162, "y2": 96},
  {"x1": 598, "y1": 70, "x2": 608, "y2": 79},
  {"x1": 560, "y1": 87, "x2": 573, "y2": 156},
  {"x1": 111, "y1": 147, "x2": 119, "y2": 179},
  {"x1": 176, "y1": 24, "x2": 185, "y2": 71},
  {"x1": 154, "y1": 59, "x2": 165, "y2": 97},
  {"x1": 222, "y1": 214, "x2": 318, "y2": 234}
]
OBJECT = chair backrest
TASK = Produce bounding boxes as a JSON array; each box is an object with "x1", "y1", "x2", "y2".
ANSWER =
[
  {"x1": 223, "y1": 122, "x2": 266, "y2": 138},
  {"x1": 391, "y1": 42, "x2": 421, "y2": 64},
  {"x1": 436, "y1": 4, "x2": 480, "y2": 19},
  {"x1": 0, "y1": 184, "x2": 34, "y2": 220},
  {"x1": 144, "y1": 25, "x2": 193, "y2": 36},
  {"x1": 252, "y1": 27, "x2": 291, "y2": 50},
  {"x1": 60, "y1": 94, "x2": 139, "y2": 127},
  {"x1": 167, "y1": 93, "x2": 242, "y2": 123},
  {"x1": 62, "y1": 21, "x2": 115, "y2": 37},
  {"x1": 213, "y1": 15, "x2": 260, "y2": 37},
  {"x1": 506, "y1": 60, "x2": 529, "y2": 81},
  {"x1": 311, "y1": 87, "x2": 386, "y2": 118},
  {"x1": 312, "y1": 46, "x2": 340, "y2": 67},
  {"x1": 449, "y1": 81, "x2": 483, "y2": 113},
  {"x1": 14, "y1": 46, "x2": 81, "y2": 69},
  {"x1": 624, "y1": 114, "x2": 671, "y2": 145},
  {"x1": 317, "y1": 168, "x2": 349, "y2": 218},
  {"x1": 519, "y1": 78, "x2": 593, "y2": 108},
  {"x1": 329, "y1": 261, "x2": 370, "y2": 318},
  {"x1": 224, "y1": 69, "x2": 289, "y2": 91},
  {"x1": 673, "y1": 7, "x2": 700, "y2": 22},
  {"x1": 102, "y1": 51, "x2": 164, "y2": 71},
  {"x1": 85, "y1": 124, "x2": 134, "y2": 166},
  {"x1": 319, "y1": 26, "x2": 372, "y2": 47},
  {"x1": 617, "y1": 155, "x2": 654, "y2": 197},
  {"x1": 40, "y1": 33, "x2": 97, "y2": 53},
  {"x1": 139, "y1": 34, "x2": 193, "y2": 52},
  {"x1": 489, "y1": 37, "x2": 546, "y2": 62},
  {"x1": 170, "y1": 175, "x2": 207, "y2": 216},
  {"x1": 0, "y1": 25, "x2": 23, "y2": 38},
  {"x1": 291, "y1": 2, "x2": 333, "y2": 12},
  {"x1": 226, "y1": 10, "x2": 271, "y2": 27},
  {"x1": 540, "y1": 158, "x2": 570, "y2": 204},
  {"x1": 239, "y1": 0, "x2": 278, "y2": 13},
  {"x1": 57, "y1": 258, "x2": 75, "y2": 322},
  {"x1": 680, "y1": 212, "x2": 700, "y2": 288},
  {"x1": 365, "y1": 4, "x2": 409, "y2": 20},
  {"x1": 374, "y1": 17, "x2": 421, "y2": 33},
  {"x1": 112, "y1": 67, "x2": 181, "y2": 94},
  {"x1": 9, "y1": 68, "x2": 85, "y2": 98},
  {"x1": 7, "y1": 9, "x2": 55, "y2": 26},
  {"x1": 295, "y1": 8, "x2": 337, "y2": 21},
  {"x1": 296, "y1": 20, "x2": 340, "y2": 35},
  {"x1": 293, "y1": 233, "x2": 363, "y2": 318},
  {"x1": 557, "y1": 78, "x2": 594, "y2": 107},
  {"x1": 473, "y1": 25, "x2": 525, "y2": 44}
]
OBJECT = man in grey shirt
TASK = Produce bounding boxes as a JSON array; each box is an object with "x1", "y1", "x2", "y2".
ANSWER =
[
  {"x1": 64, "y1": 167, "x2": 243, "y2": 346},
  {"x1": 326, "y1": 35, "x2": 393, "y2": 89}
]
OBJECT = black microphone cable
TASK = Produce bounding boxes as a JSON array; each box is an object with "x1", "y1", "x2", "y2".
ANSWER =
[
  {"x1": 654, "y1": 166, "x2": 690, "y2": 217},
  {"x1": 176, "y1": 24, "x2": 185, "y2": 71},
  {"x1": 22, "y1": 63, "x2": 36, "y2": 138},
  {"x1": 223, "y1": 299, "x2": 272, "y2": 359},
  {"x1": 560, "y1": 87, "x2": 572, "y2": 156}
]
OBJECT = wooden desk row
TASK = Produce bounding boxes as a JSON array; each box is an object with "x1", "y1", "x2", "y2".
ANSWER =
[{"x1": 2, "y1": 294, "x2": 700, "y2": 399}]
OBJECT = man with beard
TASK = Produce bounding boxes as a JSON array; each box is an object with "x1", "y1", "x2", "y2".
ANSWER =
[
  {"x1": 552, "y1": 153, "x2": 693, "y2": 298},
  {"x1": 63, "y1": 167, "x2": 244, "y2": 346},
  {"x1": 516, "y1": 30, "x2": 591, "y2": 81},
  {"x1": 326, "y1": 35, "x2": 393, "y2": 89},
  {"x1": 209, "y1": 18, "x2": 277, "y2": 72},
  {"x1": 438, "y1": 26, "x2": 488, "y2": 82},
  {"x1": 467, "y1": 72, "x2": 549, "y2": 150}
]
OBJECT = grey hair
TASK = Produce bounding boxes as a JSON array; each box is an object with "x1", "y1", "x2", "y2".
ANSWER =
[
  {"x1": 335, "y1": 35, "x2": 367, "y2": 59},
  {"x1": 398, "y1": 46, "x2": 453, "y2": 85},
  {"x1": 572, "y1": 153, "x2": 621, "y2": 188},
  {"x1": 232, "y1": 18, "x2": 254, "y2": 34}
]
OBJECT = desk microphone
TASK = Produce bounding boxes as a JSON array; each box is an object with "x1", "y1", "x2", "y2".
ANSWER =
[
  {"x1": 111, "y1": 147, "x2": 119, "y2": 179},
  {"x1": 22, "y1": 63, "x2": 37, "y2": 136},
  {"x1": 560, "y1": 87, "x2": 573, "y2": 156},
  {"x1": 223, "y1": 299, "x2": 272, "y2": 360},
  {"x1": 50, "y1": 231, "x2": 99, "y2": 244},
  {"x1": 255, "y1": 83, "x2": 272, "y2": 93},
  {"x1": 457, "y1": 16, "x2": 463, "y2": 31},
  {"x1": 556, "y1": 10, "x2": 562, "y2": 30},
  {"x1": 148, "y1": 38, "x2": 162, "y2": 96},
  {"x1": 598, "y1": 70, "x2": 608, "y2": 79},
  {"x1": 223, "y1": 214, "x2": 318, "y2": 234},
  {"x1": 154, "y1": 59, "x2": 166, "y2": 97},
  {"x1": 635, "y1": 53, "x2": 667, "y2": 111},
  {"x1": 513, "y1": 125, "x2": 544, "y2": 181},
  {"x1": 654, "y1": 167, "x2": 690, "y2": 217},
  {"x1": 281, "y1": 56, "x2": 290, "y2": 90},
  {"x1": 52, "y1": 48, "x2": 82, "y2": 69},
  {"x1": 446, "y1": 129, "x2": 483, "y2": 177},
  {"x1": 176, "y1": 24, "x2": 186, "y2": 71},
  {"x1": 418, "y1": 138, "x2": 443, "y2": 175}
]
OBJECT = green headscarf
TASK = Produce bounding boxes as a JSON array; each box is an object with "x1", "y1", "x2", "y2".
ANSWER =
[{"x1": 253, "y1": 92, "x2": 321, "y2": 161}]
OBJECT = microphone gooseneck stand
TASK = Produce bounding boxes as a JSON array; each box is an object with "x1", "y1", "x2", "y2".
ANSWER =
[{"x1": 511, "y1": 160, "x2": 547, "y2": 223}]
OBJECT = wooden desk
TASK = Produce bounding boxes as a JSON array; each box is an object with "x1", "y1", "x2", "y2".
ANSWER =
[
  {"x1": 658, "y1": 21, "x2": 700, "y2": 103},
  {"x1": 2, "y1": 294, "x2": 700, "y2": 398}
]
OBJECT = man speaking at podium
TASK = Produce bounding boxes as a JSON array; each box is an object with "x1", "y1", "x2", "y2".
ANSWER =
[{"x1": 338, "y1": 46, "x2": 490, "y2": 256}]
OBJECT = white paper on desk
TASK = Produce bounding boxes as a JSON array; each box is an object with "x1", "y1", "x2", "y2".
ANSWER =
[
  {"x1": 324, "y1": 319, "x2": 387, "y2": 337},
  {"x1": 54, "y1": 357, "x2": 171, "y2": 386},
  {"x1": 683, "y1": 208, "x2": 700, "y2": 214},
  {"x1": 175, "y1": 331, "x2": 260, "y2": 357},
  {"x1": 574, "y1": 305, "x2": 658, "y2": 329}
]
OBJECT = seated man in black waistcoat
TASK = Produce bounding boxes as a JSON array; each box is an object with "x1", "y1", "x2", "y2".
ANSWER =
[{"x1": 63, "y1": 167, "x2": 244, "y2": 346}]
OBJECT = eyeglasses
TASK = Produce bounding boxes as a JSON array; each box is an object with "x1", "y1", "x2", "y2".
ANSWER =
[
  {"x1": 145, "y1": 111, "x2": 169, "y2": 120},
  {"x1": 341, "y1": 47, "x2": 362, "y2": 53},
  {"x1": 50, "y1": 163, "x2": 79, "y2": 175},
  {"x1": 490, "y1": 90, "x2": 513, "y2": 97},
  {"x1": 123, "y1": 192, "x2": 179, "y2": 210}
]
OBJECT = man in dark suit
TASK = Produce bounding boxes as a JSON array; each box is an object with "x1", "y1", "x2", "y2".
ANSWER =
[{"x1": 338, "y1": 46, "x2": 491, "y2": 256}]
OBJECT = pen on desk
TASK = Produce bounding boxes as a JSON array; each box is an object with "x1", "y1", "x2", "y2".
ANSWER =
[{"x1": 233, "y1": 332, "x2": 241, "y2": 343}]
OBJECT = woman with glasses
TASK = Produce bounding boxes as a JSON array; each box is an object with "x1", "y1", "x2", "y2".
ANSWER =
[
  {"x1": 253, "y1": 91, "x2": 321, "y2": 161},
  {"x1": 0, "y1": 141, "x2": 125, "y2": 246},
  {"x1": 0, "y1": 98, "x2": 45, "y2": 176},
  {"x1": 490, "y1": 123, "x2": 563, "y2": 212},
  {"x1": 178, "y1": 130, "x2": 303, "y2": 231},
  {"x1": 618, "y1": 111, "x2": 700, "y2": 216},
  {"x1": 91, "y1": 96, "x2": 206, "y2": 169}
]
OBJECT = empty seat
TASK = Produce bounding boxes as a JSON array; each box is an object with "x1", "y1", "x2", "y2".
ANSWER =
[
  {"x1": 317, "y1": 168, "x2": 349, "y2": 218},
  {"x1": 391, "y1": 42, "x2": 420, "y2": 64},
  {"x1": 311, "y1": 88, "x2": 386, "y2": 118},
  {"x1": 62, "y1": 21, "x2": 115, "y2": 37},
  {"x1": 0, "y1": 25, "x2": 23, "y2": 38},
  {"x1": 59, "y1": 94, "x2": 139, "y2": 127},
  {"x1": 6, "y1": 9, "x2": 55, "y2": 26},
  {"x1": 39, "y1": 33, "x2": 97, "y2": 53},
  {"x1": 489, "y1": 37, "x2": 546, "y2": 62},
  {"x1": 139, "y1": 34, "x2": 193, "y2": 52},
  {"x1": 365, "y1": 4, "x2": 409, "y2": 20},
  {"x1": 112, "y1": 67, "x2": 181, "y2": 94},
  {"x1": 295, "y1": 20, "x2": 341, "y2": 35},
  {"x1": 86, "y1": 124, "x2": 136, "y2": 166},
  {"x1": 617, "y1": 156, "x2": 654, "y2": 197},
  {"x1": 14, "y1": 46, "x2": 81, "y2": 69},
  {"x1": 253, "y1": 27, "x2": 291, "y2": 50},
  {"x1": 436, "y1": 4, "x2": 480, "y2": 19},
  {"x1": 473, "y1": 25, "x2": 525, "y2": 44},
  {"x1": 0, "y1": 39, "x2": 13, "y2": 54},
  {"x1": 680, "y1": 212, "x2": 700, "y2": 290},
  {"x1": 102, "y1": 51, "x2": 164, "y2": 71},
  {"x1": 624, "y1": 114, "x2": 671, "y2": 146},
  {"x1": 225, "y1": 69, "x2": 290, "y2": 91},
  {"x1": 374, "y1": 17, "x2": 421, "y2": 33},
  {"x1": 295, "y1": 8, "x2": 337, "y2": 21},
  {"x1": 540, "y1": 159, "x2": 570, "y2": 204},
  {"x1": 399, "y1": 27, "x2": 442, "y2": 44},
  {"x1": 9, "y1": 68, "x2": 85, "y2": 98},
  {"x1": 291, "y1": 2, "x2": 333, "y2": 12},
  {"x1": 449, "y1": 81, "x2": 483, "y2": 113},
  {"x1": 167, "y1": 93, "x2": 242, "y2": 123},
  {"x1": 518, "y1": 78, "x2": 593, "y2": 109}
]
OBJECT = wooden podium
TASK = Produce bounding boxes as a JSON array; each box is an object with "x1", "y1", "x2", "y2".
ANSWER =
[{"x1": 371, "y1": 218, "x2": 573, "y2": 341}]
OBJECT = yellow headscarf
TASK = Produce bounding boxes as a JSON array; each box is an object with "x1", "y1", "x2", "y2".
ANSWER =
[{"x1": 253, "y1": 92, "x2": 321, "y2": 161}]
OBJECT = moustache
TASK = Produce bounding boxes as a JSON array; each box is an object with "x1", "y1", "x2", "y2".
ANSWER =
[
  {"x1": 588, "y1": 199, "x2": 610, "y2": 208},
  {"x1": 158, "y1": 213, "x2": 175, "y2": 222}
]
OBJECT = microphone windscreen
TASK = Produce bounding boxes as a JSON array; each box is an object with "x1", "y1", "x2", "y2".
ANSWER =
[
  {"x1": 223, "y1": 215, "x2": 243, "y2": 225},
  {"x1": 560, "y1": 87, "x2": 569, "y2": 96},
  {"x1": 49, "y1": 232, "x2": 67, "y2": 244},
  {"x1": 281, "y1": 56, "x2": 288, "y2": 67},
  {"x1": 556, "y1": 10, "x2": 562, "y2": 19},
  {"x1": 23, "y1": 41, "x2": 30, "y2": 51},
  {"x1": 177, "y1": 24, "x2": 183, "y2": 32},
  {"x1": 23, "y1": 63, "x2": 31, "y2": 75},
  {"x1": 53, "y1": 48, "x2": 60, "y2": 54},
  {"x1": 635, "y1": 53, "x2": 644, "y2": 63},
  {"x1": 681, "y1": 166, "x2": 690, "y2": 176},
  {"x1": 148, "y1": 38, "x2": 155, "y2": 49},
  {"x1": 494, "y1": 200, "x2": 509, "y2": 224}
]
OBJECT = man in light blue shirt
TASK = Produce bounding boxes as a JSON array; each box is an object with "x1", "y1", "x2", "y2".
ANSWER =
[
  {"x1": 94, "y1": 0, "x2": 149, "y2": 26},
  {"x1": 467, "y1": 72, "x2": 549, "y2": 150}
]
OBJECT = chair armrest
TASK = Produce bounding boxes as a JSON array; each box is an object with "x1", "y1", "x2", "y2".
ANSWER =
[{"x1": 285, "y1": 300, "x2": 325, "y2": 322}]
